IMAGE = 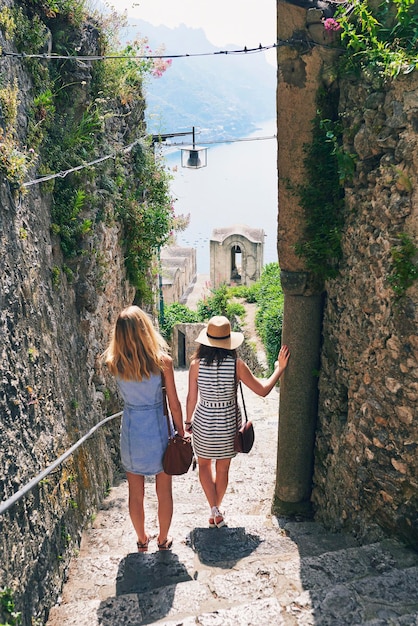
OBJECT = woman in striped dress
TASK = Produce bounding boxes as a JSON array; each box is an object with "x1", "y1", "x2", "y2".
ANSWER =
[{"x1": 186, "y1": 316, "x2": 290, "y2": 528}]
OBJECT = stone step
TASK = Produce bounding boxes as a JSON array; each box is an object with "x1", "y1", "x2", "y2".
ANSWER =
[
  {"x1": 47, "y1": 563, "x2": 418, "y2": 626},
  {"x1": 47, "y1": 525, "x2": 418, "y2": 626},
  {"x1": 45, "y1": 368, "x2": 418, "y2": 626}
]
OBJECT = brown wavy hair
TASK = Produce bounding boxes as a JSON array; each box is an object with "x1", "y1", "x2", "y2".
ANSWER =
[
  {"x1": 103, "y1": 306, "x2": 168, "y2": 381},
  {"x1": 192, "y1": 344, "x2": 236, "y2": 366}
]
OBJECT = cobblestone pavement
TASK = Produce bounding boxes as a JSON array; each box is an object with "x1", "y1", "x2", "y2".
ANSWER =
[{"x1": 47, "y1": 369, "x2": 418, "y2": 626}]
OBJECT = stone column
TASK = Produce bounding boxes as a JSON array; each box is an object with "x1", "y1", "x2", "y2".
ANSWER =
[
  {"x1": 276, "y1": 273, "x2": 323, "y2": 512},
  {"x1": 275, "y1": 0, "x2": 339, "y2": 513}
]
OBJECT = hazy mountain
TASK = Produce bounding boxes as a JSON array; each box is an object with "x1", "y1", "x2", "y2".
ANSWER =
[{"x1": 122, "y1": 20, "x2": 277, "y2": 141}]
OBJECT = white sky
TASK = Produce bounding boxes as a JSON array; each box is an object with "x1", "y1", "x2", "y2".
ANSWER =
[{"x1": 111, "y1": 0, "x2": 277, "y2": 48}]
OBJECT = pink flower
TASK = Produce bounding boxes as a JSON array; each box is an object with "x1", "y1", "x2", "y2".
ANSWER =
[
  {"x1": 323, "y1": 18, "x2": 341, "y2": 32},
  {"x1": 151, "y1": 57, "x2": 172, "y2": 78}
]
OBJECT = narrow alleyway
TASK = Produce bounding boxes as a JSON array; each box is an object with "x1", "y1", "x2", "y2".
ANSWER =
[{"x1": 47, "y1": 367, "x2": 418, "y2": 626}]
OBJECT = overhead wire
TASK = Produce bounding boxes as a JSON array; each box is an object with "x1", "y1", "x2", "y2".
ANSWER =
[
  {"x1": 22, "y1": 135, "x2": 276, "y2": 187},
  {"x1": 165, "y1": 135, "x2": 276, "y2": 147},
  {"x1": 1, "y1": 37, "x2": 344, "y2": 62},
  {"x1": 5, "y1": 31, "x2": 336, "y2": 188},
  {"x1": 2, "y1": 43, "x2": 277, "y2": 61}
]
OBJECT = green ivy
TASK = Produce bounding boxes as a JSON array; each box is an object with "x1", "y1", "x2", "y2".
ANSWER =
[{"x1": 294, "y1": 98, "x2": 345, "y2": 283}]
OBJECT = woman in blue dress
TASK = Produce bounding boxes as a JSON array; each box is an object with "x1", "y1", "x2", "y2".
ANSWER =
[{"x1": 103, "y1": 305, "x2": 184, "y2": 552}]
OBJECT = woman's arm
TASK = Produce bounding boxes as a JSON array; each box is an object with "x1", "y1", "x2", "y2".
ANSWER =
[
  {"x1": 237, "y1": 345, "x2": 290, "y2": 397},
  {"x1": 162, "y1": 355, "x2": 184, "y2": 436},
  {"x1": 185, "y1": 359, "x2": 199, "y2": 432}
]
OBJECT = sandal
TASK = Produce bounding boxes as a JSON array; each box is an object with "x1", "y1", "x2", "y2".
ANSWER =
[
  {"x1": 215, "y1": 513, "x2": 226, "y2": 528},
  {"x1": 210, "y1": 507, "x2": 226, "y2": 528},
  {"x1": 157, "y1": 536, "x2": 173, "y2": 551},
  {"x1": 137, "y1": 536, "x2": 150, "y2": 552}
]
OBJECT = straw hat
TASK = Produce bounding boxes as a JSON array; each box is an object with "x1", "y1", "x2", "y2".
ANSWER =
[{"x1": 195, "y1": 316, "x2": 244, "y2": 350}]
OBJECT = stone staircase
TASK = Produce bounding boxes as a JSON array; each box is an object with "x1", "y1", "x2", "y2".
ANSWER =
[{"x1": 46, "y1": 371, "x2": 418, "y2": 625}]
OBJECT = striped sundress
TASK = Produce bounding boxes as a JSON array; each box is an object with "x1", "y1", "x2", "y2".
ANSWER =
[{"x1": 192, "y1": 355, "x2": 242, "y2": 459}]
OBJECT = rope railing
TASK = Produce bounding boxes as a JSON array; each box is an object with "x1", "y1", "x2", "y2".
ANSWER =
[{"x1": 0, "y1": 410, "x2": 122, "y2": 516}]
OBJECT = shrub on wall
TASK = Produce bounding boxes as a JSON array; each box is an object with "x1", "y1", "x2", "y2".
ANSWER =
[
  {"x1": 388, "y1": 233, "x2": 418, "y2": 301},
  {"x1": 0, "y1": 0, "x2": 175, "y2": 305},
  {"x1": 254, "y1": 263, "x2": 284, "y2": 373},
  {"x1": 335, "y1": 0, "x2": 418, "y2": 77},
  {"x1": 160, "y1": 303, "x2": 200, "y2": 341},
  {"x1": 196, "y1": 283, "x2": 245, "y2": 321}
]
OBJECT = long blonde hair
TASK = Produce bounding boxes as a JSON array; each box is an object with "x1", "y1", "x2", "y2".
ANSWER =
[{"x1": 103, "y1": 306, "x2": 168, "y2": 381}]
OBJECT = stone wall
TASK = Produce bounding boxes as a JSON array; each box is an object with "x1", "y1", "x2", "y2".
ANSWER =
[
  {"x1": 0, "y1": 7, "x2": 137, "y2": 623},
  {"x1": 161, "y1": 246, "x2": 197, "y2": 305},
  {"x1": 312, "y1": 73, "x2": 418, "y2": 546}
]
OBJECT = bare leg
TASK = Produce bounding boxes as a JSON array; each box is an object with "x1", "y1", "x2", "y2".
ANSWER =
[
  {"x1": 155, "y1": 471, "x2": 173, "y2": 545},
  {"x1": 198, "y1": 457, "x2": 217, "y2": 508},
  {"x1": 198, "y1": 457, "x2": 231, "y2": 512},
  {"x1": 126, "y1": 472, "x2": 147, "y2": 544},
  {"x1": 214, "y1": 458, "x2": 231, "y2": 508}
]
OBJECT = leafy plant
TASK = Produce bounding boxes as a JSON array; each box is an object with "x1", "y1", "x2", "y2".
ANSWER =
[
  {"x1": 335, "y1": 0, "x2": 418, "y2": 77},
  {"x1": 388, "y1": 233, "x2": 418, "y2": 299},
  {"x1": 32, "y1": 89, "x2": 56, "y2": 133},
  {"x1": 51, "y1": 265, "x2": 61, "y2": 288},
  {"x1": 254, "y1": 263, "x2": 285, "y2": 373},
  {"x1": 228, "y1": 283, "x2": 259, "y2": 303},
  {"x1": 0, "y1": 129, "x2": 36, "y2": 187},
  {"x1": 101, "y1": 39, "x2": 170, "y2": 105},
  {"x1": 11, "y1": 7, "x2": 49, "y2": 55},
  {"x1": 0, "y1": 587, "x2": 21, "y2": 626},
  {"x1": 0, "y1": 7, "x2": 16, "y2": 40},
  {"x1": 32, "y1": 0, "x2": 86, "y2": 25},
  {"x1": 320, "y1": 118, "x2": 356, "y2": 184},
  {"x1": 160, "y1": 302, "x2": 200, "y2": 340},
  {"x1": 197, "y1": 283, "x2": 231, "y2": 320},
  {"x1": 0, "y1": 79, "x2": 19, "y2": 129},
  {"x1": 51, "y1": 188, "x2": 90, "y2": 256},
  {"x1": 5, "y1": 0, "x2": 175, "y2": 305}
]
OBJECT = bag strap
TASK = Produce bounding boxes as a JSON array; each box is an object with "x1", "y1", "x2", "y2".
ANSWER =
[
  {"x1": 239, "y1": 380, "x2": 248, "y2": 423},
  {"x1": 234, "y1": 358, "x2": 248, "y2": 431},
  {"x1": 161, "y1": 373, "x2": 172, "y2": 438}
]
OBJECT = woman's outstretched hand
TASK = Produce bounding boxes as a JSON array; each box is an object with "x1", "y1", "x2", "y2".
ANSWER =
[{"x1": 275, "y1": 345, "x2": 290, "y2": 370}]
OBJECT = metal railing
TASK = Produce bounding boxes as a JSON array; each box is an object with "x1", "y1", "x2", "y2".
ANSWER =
[{"x1": 0, "y1": 410, "x2": 122, "y2": 516}]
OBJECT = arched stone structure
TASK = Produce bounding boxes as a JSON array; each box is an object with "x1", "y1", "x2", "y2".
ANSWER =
[{"x1": 210, "y1": 224, "x2": 264, "y2": 289}]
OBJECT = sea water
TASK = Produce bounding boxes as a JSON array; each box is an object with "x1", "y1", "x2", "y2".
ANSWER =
[{"x1": 163, "y1": 119, "x2": 278, "y2": 274}]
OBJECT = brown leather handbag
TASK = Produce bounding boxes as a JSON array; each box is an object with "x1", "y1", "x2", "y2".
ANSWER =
[
  {"x1": 233, "y1": 361, "x2": 255, "y2": 454},
  {"x1": 161, "y1": 375, "x2": 194, "y2": 475}
]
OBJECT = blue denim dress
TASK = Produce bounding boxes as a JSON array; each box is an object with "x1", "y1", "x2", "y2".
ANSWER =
[{"x1": 117, "y1": 373, "x2": 170, "y2": 476}]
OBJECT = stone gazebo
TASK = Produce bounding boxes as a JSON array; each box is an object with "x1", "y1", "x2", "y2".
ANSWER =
[{"x1": 210, "y1": 224, "x2": 264, "y2": 289}]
